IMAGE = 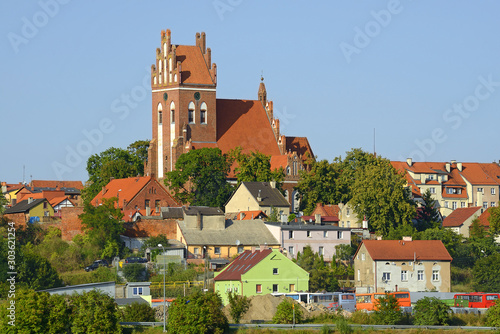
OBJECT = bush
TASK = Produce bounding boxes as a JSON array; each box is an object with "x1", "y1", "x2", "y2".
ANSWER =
[
  {"x1": 335, "y1": 317, "x2": 353, "y2": 334},
  {"x1": 167, "y1": 291, "x2": 227, "y2": 334},
  {"x1": 227, "y1": 291, "x2": 251, "y2": 324},
  {"x1": 71, "y1": 290, "x2": 122, "y2": 333},
  {"x1": 413, "y1": 296, "x2": 450, "y2": 326},
  {"x1": 372, "y1": 294, "x2": 402, "y2": 325},
  {"x1": 272, "y1": 298, "x2": 303, "y2": 324},
  {"x1": 123, "y1": 263, "x2": 148, "y2": 282},
  {"x1": 486, "y1": 299, "x2": 500, "y2": 327},
  {"x1": 121, "y1": 302, "x2": 156, "y2": 322}
]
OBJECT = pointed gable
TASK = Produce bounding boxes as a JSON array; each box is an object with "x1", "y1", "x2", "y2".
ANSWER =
[
  {"x1": 214, "y1": 249, "x2": 272, "y2": 281},
  {"x1": 442, "y1": 207, "x2": 482, "y2": 227}
]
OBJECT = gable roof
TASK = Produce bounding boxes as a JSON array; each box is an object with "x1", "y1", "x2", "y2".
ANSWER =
[
  {"x1": 442, "y1": 207, "x2": 482, "y2": 227},
  {"x1": 241, "y1": 182, "x2": 290, "y2": 208},
  {"x1": 270, "y1": 155, "x2": 288, "y2": 171},
  {"x1": 175, "y1": 45, "x2": 215, "y2": 86},
  {"x1": 285, "y1": 136, "x2": 314, "y2": 162},
  {"x1": 216, "y1": 99, "x2": 281, "y2": 156},
  {"x1": 214, "y1": 249, "x2": 273, "y2": 281},
  {"x1": 359, "y1": 240, "x2": 452, "y2": 261},
  {"x1": 476, "y1": 207, "x2": 493, "y2": 228},
  {"x1": 459, "y1": 163, "x2": 500, "y2": 185},
  {"x1": 236, "y1": 210, "x2": 268, "y2": 220},
  {"x1": 30, "y1": 180, "x2": 84, "y2": 190},
  {"x1": 183, "y1": 206, "x2": 224, "y2": 216},
  {"x1": 4, "y1": 198, "x2": 48, "y2": 214},
  {"x1": 312, "y1": 203, "x2": 340, "y2": 217}
]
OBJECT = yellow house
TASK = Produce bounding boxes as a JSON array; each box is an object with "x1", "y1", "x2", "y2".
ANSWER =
[{"x1": 4, "y1": 198, "x2": 55, "y2": 222}]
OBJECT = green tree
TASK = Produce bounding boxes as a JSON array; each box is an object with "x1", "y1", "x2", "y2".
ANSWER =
[
  {"x1": 121, "y1": 302, "x2": 156, "y2": 322},
  {"x1": 79, "y1": 197, "x2": 125, "y2": 259},
  {"x1": 123, "y1": 263, "x2": 147, "y2": 282},
  {"x1": 71, "y1": 290, "x2": 122, "y2": 334},
  {"x1": 470, "y1": 218, "x2": 486, "y2": 238},
  {"x1": 227, "y1": 291, "x2": 251, "y2": 324},
  {"x1": 141, "y1": 234, "x2": 169, "y2": 261},
  {"x1": 372, "y1": 294, "x2": 402, "y2": 325},
  {"x1": 165, "y1": 148, "x2": 233, "y2": 207},
  {"x1": 17, "y1": 244, "x2": 63, "y2": 291},
  {"x1": 415, "y1": 189, "x2": 441, "y2": 231},
  {"x1": 272, "y1": 298, "x2": 303, "y2": 324},
  {"x1": 413, "y1": 296, "x2": 450, "y2": 325},
  {"x1": 487, "y1": 205, "x2": 500, "y2": 236},
  {"x1": 0, "y1": 194, "x2": 8, "y2": 215},
  {"x1": 83, "y1": 142, "x2": 148, "y2": 202},
  {"x1": 296, "y1": 246, "x2": 338, "y2": 291},
  {"x1": 351, "y1": 159, "x2": 416, "y2": 237},
  {"x1": 486, "y1": 299, "x2": 500, "y2": 327},
  {"x1": 268, "y1": 206, "x2": 279, "y2": 222},
  {"x1": 473, "y1": 252, "x2": 500, "y2": 292},
  {"x1": 230, "y1": 148, "x2": 284, "y2": 187},
  {"x1": 167, "y1": 291, "x2": 228, "y2": 334}
]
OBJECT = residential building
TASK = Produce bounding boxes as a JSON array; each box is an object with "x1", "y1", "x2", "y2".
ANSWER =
[
  {"x1": 144, "y1": 30, "x2": 313, "y2": 181},
  {"x1": 302, "y1": 203, "x2": 340, "y2": 225},
  {"x1": 442, "y1": 206, "x2": 483, "y2": 237},
  {"x1": 4, "y1": 198, "x2": 55, "y2": 224},
  {"x1": 474, "y1": 208, "x2": 500, "y2": 243},
  {"x1": 354, "y1": 239, "x2": 452, "y2": 293},
  {"x1": 265, "y1": 222, "x2": 351, "y2": 262},
  {"x1": 225, "y1": 182, "x2": 290, "y2": 220},
  {"x1": 214, "y1": 249, "x2": 309, "y2": 305}
]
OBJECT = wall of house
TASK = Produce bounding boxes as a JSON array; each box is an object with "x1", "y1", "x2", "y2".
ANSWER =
[
  {"x1": 214, "y1": 279, "x2": 242, "y2": 305},
  {"x1": 124, "y1": 180, "x2": 178, "y2": 214},
  {"x1": 354, "y1": 245, "x2": 375, "y2": 293},
  {"x1": 225, "y1": 186, "x2": 259, "y2": 213},
  {"x1": 184, "y1": 214, "x2": 225, "y2": 230},
  {"x1": 338, "y1": 203, "x2": 361, "y2": 228},
  {"x1": 29, "y1": 202, "x2": 54, "y2": 219}
]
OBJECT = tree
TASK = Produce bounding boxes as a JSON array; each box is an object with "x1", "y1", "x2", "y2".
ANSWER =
[
  {"x1": 123, "y1": 263, "x2": 147, "y2": 282},
  {"x1": 415, "y1": 189, "x2": 441, "y2": 231},
  {"x1": 470, "y1": 218, "x2": 486, "y2": 239},
  {"x1": 83, "y1": 141, "x2": 148, "y2": 202},
  {"x1": 230, "y1": 148, "x2": 284, "y2": 187},
  {"x1": 272, "y1": 298, "x2": 303, "y2": 324},
  {"x1": 17, "y1": 244, "x2": 63, "y2": 291},
  {"x1": 227, "y1": 291, "x2": 251, "y2": 324},
  {"x1": 79, "y1": 197, "x2": 125, "y2": 259},
  {"x1": 413, "y1": 297, "x2": 450, "y2": 325},
  {"x1": 487, "y1": 205, "x2": 500, "y2": 236},
  {"x1": 121, "y1": 302, "x2": 156, "y2": 322},
  {"x1": 372, "y1": 294, "x2": 402, "y2": 325},
  {"x1": 165, "y1": 148, "x2": 233, "y2": 207},
  {"x1": 350, "y1": 159, "x2": 416, "y2": 237},
  {"x1": 141, "y1": 234, "x2": 169, "y2": 261},
  {"x1": 167, "y1": 291, "x2": 228, "y2": 334},
  {"x1": 296, "y1": 246, "x2": 338, "y2": 292},
  {"x1": 0, "y1": 194, "x2": 8, "y2": 215},
  {"x1": 486, "y1": 299, "x2": 500, "y2": 327},
  {"x1": 70, "y1": 290, "x2": 122, "y2": 334},
  {"x1": 473, "y1": 252, "x2": 500, "y2": 292}
]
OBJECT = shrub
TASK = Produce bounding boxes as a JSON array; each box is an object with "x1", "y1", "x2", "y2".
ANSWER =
[
  {"x1": 272, "y1": 298, "x2": 303, "y2": 324},
  {"x1": 227, "y1": 291, "x2": 251, "y2": 324},
  {"x1": 486, "y1": 299, "x2": 500, "y2": 327},
  {"x1": 335, "y1": 317, "x2": 353, "y2": 334},
  {"x1": 413, "y1": 296, "x2": 450, "y2": 326},
  {"x1": 71, "y1": 290, "x2": 122, "y2": 333},
  {"x1": 121, "y1": 302, "x2": 156, "y2": 322},
  {"x1": 372, "y1": 294, "x2": 402, "y2": 325},
  {"x1": 123, "y1": 263, "x2": 148, "y2": 282}
]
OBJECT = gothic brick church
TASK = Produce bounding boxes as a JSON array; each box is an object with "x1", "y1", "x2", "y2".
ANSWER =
[{"x1": 145, "y1": 30, "x2": 313, "y2": 211}]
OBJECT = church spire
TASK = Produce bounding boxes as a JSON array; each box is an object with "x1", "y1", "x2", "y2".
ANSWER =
[{"x1": 258, "y1": 75, "x2": 267, "y2": 106}]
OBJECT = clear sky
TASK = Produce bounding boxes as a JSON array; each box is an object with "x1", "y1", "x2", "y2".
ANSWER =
[{"x1": 1, "y1": 1, "x2": 500, "y2": 184}]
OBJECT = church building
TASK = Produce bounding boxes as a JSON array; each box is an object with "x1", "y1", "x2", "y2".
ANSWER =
[{"x1": 145, "y1": 30, "x2": 313, "y2": 211}]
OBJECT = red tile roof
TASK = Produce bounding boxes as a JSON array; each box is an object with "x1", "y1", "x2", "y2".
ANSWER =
[
  {"x1": 311, "y1": 203, "x2": 340, "y2": 217},
  {"x1": 30, "y1": 180, "x2": 84, "y2": 190},
  {"x1": 476, "y1": 207, "x2": 492, "y2": 227},
  {"x1": 270, "y1": 155, "x2": 288, "y2": 171},
  {"x1": 175, "y1": 45, "x2": 214, "y2": 86},
  {"x1": 214, "y1": 249, "x2": 273, "y2": 281},
  {"x1": 460, "y1": 163, "x2": 500, "y2": 185},
  {"x1": 441, "y1": 189, "x2": 468, "y2": 199},
  {"x1": 285, "y1": 137, "x2": 314, "y2": 162},
  {"x1": 236, "y1": 210, "x2": 268, "y2": 220},
  {"x1": 216, "y1": 99, "x2": 281, "y2": 156},
  {"x1": 442, "y1": 207, "x2": 482, "y2": 227},
  {"x1": 360, "y1": 240, "x2": 452, "y2": 261}
]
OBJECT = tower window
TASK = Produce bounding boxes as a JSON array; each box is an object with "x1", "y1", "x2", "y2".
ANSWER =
[
  {"x1": 158, "y1": 111, "x2": 162, "y2": 125},
  {"x1": 188, "y1": 101, "x2": 195, "y2": 123},
  {"x1": 200, "y1": 102, "x2": 207, "y2": 124},
  {"x1": 170, "y1": 101, "x2": 175, "y2": 124}
]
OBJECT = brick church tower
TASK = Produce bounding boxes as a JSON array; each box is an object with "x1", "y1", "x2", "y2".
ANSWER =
[{"x1": 146, "y1": 30, "x2": 217, "y2": 179}]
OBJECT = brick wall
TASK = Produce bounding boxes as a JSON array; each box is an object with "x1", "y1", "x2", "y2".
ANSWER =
[
  {"x1": 123, "y1": 219, "x2": 178, "y2": 239},
  {"x1": 60, "y1": 206, "x2": 84, "y2": 241},
  {"x1": 3, "y1": 213, "x2": 27, "y2": 228}
]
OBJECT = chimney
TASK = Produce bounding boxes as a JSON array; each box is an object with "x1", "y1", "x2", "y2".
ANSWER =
[
  {"x1": 270, "y1": 181, "x2": 276, "y2": 189},
  {"x1": 197, "y1": 212, "x2": 202, "y2": 230},
  {"x1": 406, "y1": 158, "x2": 413, "y2": 167},
  {"x1": 457, "y1": 162, "x2": 463, "y2": 171},
  {"x1": 314, "y1": 213, "x2": 321, "y2": 225},
  {"x1": 1, "y1": 182, "x2": 6, "y2": 193},
  {"x1": 451, "y1": 160, "x2": 456, "y2": 164},
  {"x1": 102, "y1": 185, "x2": 107, "y2": 195},
  {"x1": 257, "y1": 190, "x2": 262, "y2": 202},
  {"x1": 445, "y1": 163, "x2": 451, "y2": 173}
]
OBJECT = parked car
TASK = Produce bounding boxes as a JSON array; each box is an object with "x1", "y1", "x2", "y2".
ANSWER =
[
  {"x1": 125, "y1": 256, "x2": 148, "y2": 264},
  {"x1": 85, "y1": 259, "x2": 109, "y2": 272}
]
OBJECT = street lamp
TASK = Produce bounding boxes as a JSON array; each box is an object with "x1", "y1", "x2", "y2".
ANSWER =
[{"x1": 158, "y1": 243, "x2": 166, "y2": 332}]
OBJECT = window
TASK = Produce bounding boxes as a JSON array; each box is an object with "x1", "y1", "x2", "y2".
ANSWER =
[
  {"x1": 492, "y1": 202, "x2": 496, "y2": 208},
  {"x1": 432, "y1": 270, "x2": 439, "y2": 281},
  {"x1": 461, "y1": 202, "x2": 466, "y2": 208},
  {"x1": 417, "y1": 270, "x2": 424, "y2": 281},
  {"x1": 483, "y1": 202, "x2": 488, "y2": 209},
  {"x1": 158, "y1": 111, "x2": 162, "y2": 125},
  {"x1": 188, "y1": 101, "x2": 195, "y2": 123},
  {"x1": 307, "y1": 231, "x2": 311, "y2": 238},
  {"x1": 170, "y1": 101, "x2": 175, "y2": 123},
  {"x1": 492, "y1": 188, "x2": 496, "y2": 195},
  {"x1": 478, "y1": 187, "x2": 484, "y2": 194},
  {"x1": 347, "y1": 221, "x2": 351, "y2": 228},
  {"x1": 155, "y1": 200, "x2": 160, "y2": 213},
  {"x1": 401, "y1": 270, "x2": 408, "y2": 281},
  {"x1": 337, "y1": 231, "x2": 343, "y2": 239},
  {"x1": 200, "y1": 102, "x2": 207, "y2": 124},
  {"x1": 319, "y1": 246, "x2": 324, "y2": 256},
  {"x1": 382, "y1": 272, "x2": 391, "y2": 281},
  {"x1": 323, "y1": 231, "x2": 328, "y2": 238},
  {"x1": 289, "y1": 231, "x2": 294, "y2": 239},
  {"x1": 256, "y1": 284, "x2": 262, "y2": 293},
  {"x1": 273, "y1": 268, "x2": 279, "y2": 275},
  {"x1": 272, "y1": 284, "x2": 278, "y2": 293},
  {"x1": 145, "y1": 200, "x2": 150, "y2": 212},
  {"x1": 357, "y1": 269, "x2": 361, "y2": 281},
  {"x1": 429, "y1": 187, "x2": 436, "y2": 194},
  {"x1": 444, "y1": 201, "x2": 448, "y2": 208},
  {"x1": 214, "y1": 247, "x2": 221, "y2": 255},
  {"x1": 194, "y1": 247, "x2": 199, "y2": 255},
  {"x1": 44, "y1": 211, "x2": 49, "y2": 216},
  {"x1": 288, "y1": 246, "x2": 294, "y2": 256},
  {"x1": 43, "y1": 201, "x2": 48, "y2": 209},
  {"x1": 361, "y1": 253, "x2": 365, "y2": 261},
  {"x1": 346, "y1": 208, "x2": 350, "y2": 216},
  {"x1": 237, "y1": 245, "x2": 244, "y2": 253},
  {"x1": 133, "y1": 287, "x2": 143, "y2": 296},
  {"x1": 452, "y1": 201, "x2": 457, "y2": 210}
]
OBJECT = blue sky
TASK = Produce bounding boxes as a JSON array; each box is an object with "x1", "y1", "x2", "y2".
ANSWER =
[{"x1": 1, "y1": 1, "x2": 500, "y2": 183}]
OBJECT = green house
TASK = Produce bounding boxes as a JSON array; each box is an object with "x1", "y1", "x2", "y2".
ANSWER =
[{"x1": 214, "y1": 249, "x2": 309, "y2": 305}]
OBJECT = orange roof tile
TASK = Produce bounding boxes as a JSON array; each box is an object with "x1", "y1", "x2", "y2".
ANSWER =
[
  {"x1": 360, "y1": 240, "x2": 452, "y2": 261},
  {"x1": 236, "y1": 210, "x2": 268, "y2": 220},
  {"x1": 30, "y1": 180, "x2": 84, "y2": 190},
  {"x1": 442, "y1": 207, "x2": 482, "y2": 227},
  {"x1": 49, "y1": 196, "x2": 71, "y2": 207},
  {"x1": 285, "y1": 137, "x2": 314, "y2": 162},
  {"x1": 175, "y1": 45, "x2": 214, "y2": 86},
  {"x1": 216, "y1": 99, "x2": 281, "y2": 156},
  {"x1": 460, "y1": 163, "x2": 500, "y2": 185},
  {"x1": 270, "y1": 155, "x2": 288, "y2": 171},
  {"x1": 441, "y1": 189, "x2": 468, "y2": 199},
  {"x1": 476, "y1": 207, "x2": 492, "y2": 227}
]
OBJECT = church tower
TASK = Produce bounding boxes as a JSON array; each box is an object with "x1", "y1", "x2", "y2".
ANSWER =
[{"x1": 146, "y1": 30, "x2": 217, "y2": 180}]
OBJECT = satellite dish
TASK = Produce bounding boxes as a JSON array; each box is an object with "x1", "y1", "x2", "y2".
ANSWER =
[{"x1": 236, "y1": 240, "x2": 240, "y2": 246}]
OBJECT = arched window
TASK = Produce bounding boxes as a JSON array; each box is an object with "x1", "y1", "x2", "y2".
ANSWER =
[
  {"x1": 200, "y1": 102, "x2": 207, "y2": 124},
  {"x1": 170, "y1": 101, "x2": 175, "y2": 124},
  {"x1": 157, "y1": 103, "x2": 163, "y2": 125},
  {"x1": 188, "y1": 101, "x2": 195, "y2": 123}
]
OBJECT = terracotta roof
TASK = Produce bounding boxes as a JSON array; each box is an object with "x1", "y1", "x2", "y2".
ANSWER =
[
  {"x1": 478, "y1": 163, "x2": 500, "y2": 183},
  {"x1": 270, "y1": 155, "x2": 288, "y2": 171},
  {"x1": 175, "y1": 45, "x2": 214, "y2": 86},
  {"x1": 49, "y1": 196, "x2": 72, "y2": 207},
  {"x1": 312, "y1": 203, "x2": 340, "y2": 217},
  {"x1": 441, "y1": 189, "x2": 468, "y2": 199},
  {"x1": 236, "y1": 210, "x2": 268, "y2": 220},
  {"x1": 214, "y1": 249, "x2": 273, "y2": 281},
  {"x1": 460, "y1": 163, "x2": 500, "y2": 185},
  {"x1": 360, "y1": 240, "x2": 452, "y2": 261},
  {"x1": 285, "y1": 136, "x2": 314, "y2": 162},
  {"x1": 30, "y1": 180, "x2": 84, "y2": 190},
  {"x1": 216, "y1": 99, "x2": 281, "y2": 156},
  {"x1": 476, "y1": 207, "x2": 492, "y2": 227},
  {"x1": 442, "y1": 207, "x2": 482, "y2": 227}
]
